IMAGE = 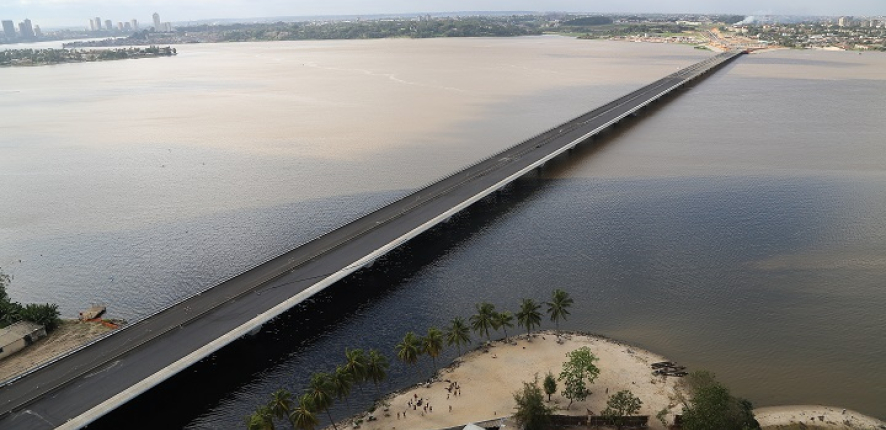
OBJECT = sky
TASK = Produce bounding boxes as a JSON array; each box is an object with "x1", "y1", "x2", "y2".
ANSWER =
[{"x1": 2, "y1": 0, "x2": 883, "y2": 28}]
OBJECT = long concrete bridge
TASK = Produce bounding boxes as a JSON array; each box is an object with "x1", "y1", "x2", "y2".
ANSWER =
[{"x1": 0, "y1": 50, "x2": 743, "y2": 429}]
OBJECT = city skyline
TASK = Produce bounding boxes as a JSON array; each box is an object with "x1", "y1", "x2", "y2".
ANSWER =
[{"x1": 1, "y1": 0, "x2": 883, "y2": 28}]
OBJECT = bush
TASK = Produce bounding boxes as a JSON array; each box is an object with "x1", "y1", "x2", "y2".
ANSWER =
[
  {"x1": 19, "y1": 303, "x2": 61, "y2": 332},
  {"x1": 513, "y1": 380, "x2": 553, "y2": 430}
]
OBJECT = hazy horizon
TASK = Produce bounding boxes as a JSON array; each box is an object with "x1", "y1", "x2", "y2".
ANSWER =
[{"x1": 2, "y1": 0, "x2": 883, "y2": 29}]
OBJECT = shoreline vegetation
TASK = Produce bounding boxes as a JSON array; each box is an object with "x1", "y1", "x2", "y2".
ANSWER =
[
  {"x1": 0, "y1": 268, "x2": 122, "y2": 383},
  {"x1": 0, "y1": 46, "x2": 176, "y2": 67},
  {"x1": 245, "y1": 290, "x2": 886, "y2": 430}
]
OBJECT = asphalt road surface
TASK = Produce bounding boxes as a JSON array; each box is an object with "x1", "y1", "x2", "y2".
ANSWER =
[{"x1": 0, "y1": 51, "x2": 741, "y2": 429}]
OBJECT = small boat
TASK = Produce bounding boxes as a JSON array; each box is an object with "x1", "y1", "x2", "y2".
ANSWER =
[{"x1": 651, "y1": 361, "x2": 677, "y2": 369}]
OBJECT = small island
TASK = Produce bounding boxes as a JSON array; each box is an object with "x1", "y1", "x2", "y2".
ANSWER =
[
  {"x1": 0, "y1": 46, "x2": 176, "y2": 67},
  {"x1": 245, "y1": 290, "x2": 886, "y2": 430}
]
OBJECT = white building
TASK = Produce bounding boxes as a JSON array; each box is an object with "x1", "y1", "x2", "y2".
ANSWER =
[
  {"x1": 0, "y1": 321, "x2": 47, "y2": 360},
  {"x1": 153, "y1": 12, "x2": 161, "y2": 31}
]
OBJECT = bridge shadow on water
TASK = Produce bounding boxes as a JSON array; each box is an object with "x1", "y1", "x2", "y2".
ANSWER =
[{"x1": 86, "y1": 77, "x2": 701, "y2": 429}]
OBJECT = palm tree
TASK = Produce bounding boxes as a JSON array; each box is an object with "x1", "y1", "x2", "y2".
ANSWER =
[
  {"x1": 267, "y1": 389, "x2": 293, "y2": 426},
  {"x1": 366, "y1": 349, "x2": 389, "y2": 398},
  {"x1": 343, "y1": 348, "x2": 368, "y2": 392},
  {"x1": 396, "y1": 331, "x2": 422, "y2": 378},
  {"x1": 331, "y1": 365, "x2": 354, "y2": 415},
  {"x1": 246, "y1": 404, "x2": 276, "y2": 430},
  {"x1": 470, "y1": 302, "x2": 497, "y2": 343},
  {"x1": 445, "y1": 317, "x2": 472, "y2": 356},
  {"x1": 517, "y1": 298, "x2": 543, "y2": 337},
  {"x1": 305, "y1": 372, "x2": 338, "y2": 430},
  {"x1": 495, "y1": 311, "x2": 515, "y2": 342},
  {"x1": 422, "y1": 327, "x2": 445, "y2": 376},
  {"x1": 546, "y1": 289, "x2": 574, "y2": 336},
  {"x1": 289, "y1": 394, "x2": 319, "y2": 430}
]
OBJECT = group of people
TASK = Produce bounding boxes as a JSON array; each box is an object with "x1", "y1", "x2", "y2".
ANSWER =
[{"x1": 395, "y1": 381, "x2": 462, "y2": 420}]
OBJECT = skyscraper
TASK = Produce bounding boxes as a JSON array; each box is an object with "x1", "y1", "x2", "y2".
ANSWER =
[
  {"x1": 33, "y1": 25, "x2": 42, "y2": 37},
  {"x1": 18, "y1": 19, "x2": 35, "y2": 39},
  {"x1": 94, "y1": 17, "x2": 102, "y2": 31},
  {"x1": 2, "y1": 20, "x2": 15, "y2": 39},
  {"x1": 152, "y1": 12, "x2": 161, "y2": 31},
  {"x1": 89, "y1": 19, "x2": 96, "y2": 31},
  {"x1": 131, "y1": 19, "x2": 139, "y2": 31},
  {"x1": 104, "y1": 19, "x2": 112, "y2": 31}
]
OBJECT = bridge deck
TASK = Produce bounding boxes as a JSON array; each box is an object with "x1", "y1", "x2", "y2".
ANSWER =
[{"x1": 0, "y1": 51, "x2": 742, "y2": 429}]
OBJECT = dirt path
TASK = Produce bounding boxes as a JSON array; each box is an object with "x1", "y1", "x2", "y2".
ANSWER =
[{"x1": 0, "y1": 320, "x2": 115, "y2": 382}]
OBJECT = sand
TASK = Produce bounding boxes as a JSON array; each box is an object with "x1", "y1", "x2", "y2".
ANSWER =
[
  {"x1": 336, "y1": 331, "x2": 687, "y2": 430},
  {"x1": 756, "y1": 405, "x2": 886, "y2": 429},
  {"x1": 0, "y1": 319, "x2": 115, "y2": 383}
]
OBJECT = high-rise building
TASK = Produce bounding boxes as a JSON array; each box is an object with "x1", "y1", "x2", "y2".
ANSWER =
[
  {"x1": 89, "y1": 19, "x2": 96, "y2": 31},
  {"x1": 117, "y1": 22, "x2": 124, "y2": 31},
  {"x1": 131, "y1": 19, "x2": 139, "y2": 31},
  {"x1": 94, "y1": 17, "x2": 102, "y2": 31},
  {"x1": 33, "y1": 25, "x2": 42, "y2": 37},
  {"x1": 18, "y1": 19, "x2": 35, "y2": 39},
  {"x1": 838, "y1": 16, "x2": 853, "y2": 27},
  {"x1": 124, "y1": 22, "x2": 132, "y2": 31},
  {"x1": 104, "y1": 19, "x2": 112, "y2": 31},
  {"x1": 152, "y1": 12, "x2": 161, "y2": 31},
  {"x1": 2, "y1": 20, "x2": 15, "y2": 39}
]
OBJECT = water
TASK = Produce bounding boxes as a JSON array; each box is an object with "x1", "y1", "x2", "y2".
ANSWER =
[{"x1": 1, "y1": 38, "x2": 885, "y2": 425}]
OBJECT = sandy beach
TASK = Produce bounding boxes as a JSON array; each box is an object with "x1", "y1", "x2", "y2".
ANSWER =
[
  {"x1": 335, "y1": 331, "x2": 687, "y2": 430},
  {"x1": 326, "y1": 331, "x2": 885, "y2": 430},
  {"x1": 0, "y1": 320, "x2": 115, "y2": 383},
  {"x1": 756, "y1": 405, "x2": 886, "y2": 429}
]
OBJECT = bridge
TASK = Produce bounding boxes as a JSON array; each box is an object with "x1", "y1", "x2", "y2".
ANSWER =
[{"x1": 0, "y1": 51, "x2": 742, "y2": 429}]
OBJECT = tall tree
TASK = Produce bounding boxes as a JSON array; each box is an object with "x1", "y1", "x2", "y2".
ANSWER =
[
  {"x1": 305, "y1": 372, "x2": 338, "y2": 430},
  {"x1": 395, "y1": 331, "x2": 422, "y2": 378},
  {"x1": 495, "y1": 311, "x2": 515, "y2": 342},
  {"x1": 542, "y1": 371, "x2": 557, "y2": 402},
  {"x1": 517, "y1": 298, "x2": 543, "y2": 337},
  {"x1": 331, "y1": 365, "x2": 354, "y2": 415},
  {"x1": 267, "y1": 389, "x2": 293, "y2": 427},
  {"x1": 470, "y1": 302, "x2": 497, "y2": 343},
  {"x1": 445, "y1": 316, "x2": 471, "y2": 356},
  {"x1": 422, "y1": 327, "x2": 445, "y2": 376},
  {"x1": 289, "y1": 394, "x2": 319, "y2": 430},
  {"x1": 681, "y1": 371, "x2": 760, "y2": 430},
  {"x1": 342, "y1": 348, "x2": 368, "y2": 392},
  {"x1": 512, "y1": 380, "x2": 553, "y2": 430},
  {"x1": 558, "y1": 347, "x2": 600, "y2": 409},
  {"x1": 366, "y1": 349, "x2": 390, "y2": 398},
  {"x1": 546, "y1": 289, "x2": 574, "y2": 335},
  {"x1": 246, "y1": 404, "x2": 276, "y2": 430},
  {"x1": 602, "y1": 390, "x2": 643, "y2": 430}
]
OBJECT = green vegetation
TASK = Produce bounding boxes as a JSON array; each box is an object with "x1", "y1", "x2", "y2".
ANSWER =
[
  {"x1": 422, "y1": 327, "x2": 444, "y2": 375},
  {"x1": 558, "y1": 346, "x2": 600, "y2": 409},
  {"x1": 681, "y1": 370, "x2": 760, "y2": 430},
  {"x1": 247, "y1": 289, "x2": 576, "y2": 428},
  {"x1": 445, "y1": 316, "x2": 471, "y2": 356},
  {"x1": 602, "y1": 390, "x2": 643, "y2": 429},
  {"x1": 546, "y1": 288, "x2": 573, "y2": 335},
  {"x1": 470, "y1": 302, "x2": 498, "y2": 343},
  {"x1": 542, "y1": 371, "x2": 557, "y2": 401},
  {"x1": 396, "y1": 331, "x2": 422, "y2": 378},
  {"x1": 0, "y1": 268, "x2": 61, "y2": 331},
  {"x1": 562, "y1": 16, "x2": 614, "y2": 26},
  {"x1": 513, "y1": 379, "x2": 554, "y2": 430},
  {"x1": 517, "y1": 298, "x2": 543, "y2": 337},
  {"x1": 0, "y1": 46, "x2": 175, "y2": 67},
  {"x1": 495, "y1": 311, "x2": 515, "y2": 342}
]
